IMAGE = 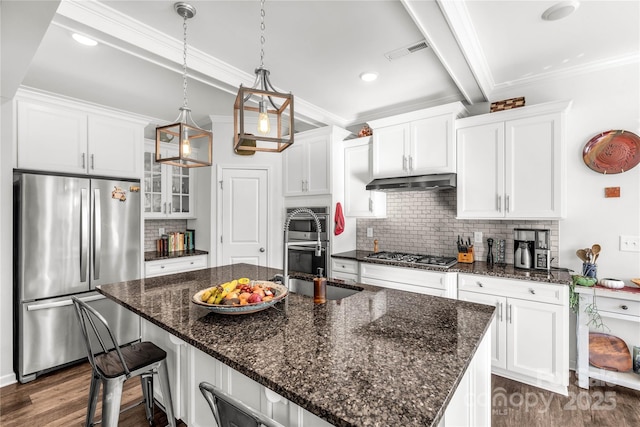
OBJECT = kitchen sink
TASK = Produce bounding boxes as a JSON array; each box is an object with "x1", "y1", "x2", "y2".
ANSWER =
[{"x1": 287, "y1": 278, "x2": 362, "y2": 300}]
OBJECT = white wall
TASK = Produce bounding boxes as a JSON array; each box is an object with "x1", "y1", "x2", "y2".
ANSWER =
[{"x1": 0, "y1": 96, "x2": 16, "y2": 386}]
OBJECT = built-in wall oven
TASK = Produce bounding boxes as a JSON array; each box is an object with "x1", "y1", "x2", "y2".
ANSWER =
[{"x1": 286, "y1": 207, "x2": 329, "y2": 276}]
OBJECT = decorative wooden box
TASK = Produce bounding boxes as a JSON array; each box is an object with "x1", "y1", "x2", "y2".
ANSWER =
[{"x1": 490, "y1": 97, "x2": 525, "y2": 113}]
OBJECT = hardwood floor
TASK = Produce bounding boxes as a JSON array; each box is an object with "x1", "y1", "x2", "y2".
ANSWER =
[
  {"x1": 0, "y1": 362, "x2": 186, "y2": 427},
  {"x1": 1, "y1": 362, "x2": 639, "y2": 426},
  {"x1": 492, "y1": 372, "x2": 640, "y2": 427}
]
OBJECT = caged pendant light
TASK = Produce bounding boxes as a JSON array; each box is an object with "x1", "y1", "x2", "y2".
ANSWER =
[
  {"x1": 156, "y1": 2, "x2": 212, "y2": 168},
  {"x1": 233, "y1": 0, "x2": 294, "y2": 154}
]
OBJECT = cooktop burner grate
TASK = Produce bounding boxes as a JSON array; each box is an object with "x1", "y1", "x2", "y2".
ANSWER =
[{"x1": 365, "y1": 251, "x2": 457, "y2": 268}]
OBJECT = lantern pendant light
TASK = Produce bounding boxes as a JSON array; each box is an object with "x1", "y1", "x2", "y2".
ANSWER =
[
  {"x1": 233, "y1": 0, "x2": 294, "y2": 154},
  {"x1": 156, "y1": 2, "x2": 212, "y2": 168}
]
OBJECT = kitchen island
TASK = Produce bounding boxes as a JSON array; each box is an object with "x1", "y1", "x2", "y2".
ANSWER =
[{"x1": 97, "y1": 263, "x2": 494, "y2": 427}]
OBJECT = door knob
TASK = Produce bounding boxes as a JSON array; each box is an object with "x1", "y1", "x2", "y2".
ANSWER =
[{"x1": 259, "y1": 247, "x2": 265, "y2": 252}]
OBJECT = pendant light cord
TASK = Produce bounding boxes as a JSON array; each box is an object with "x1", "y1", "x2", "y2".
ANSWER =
[
  {"x1": 260, "y1": 0, "x2": 266, "y2": 68},
  {"x1": 182, "y1": 13, "x2": 189, "y2": 109}
]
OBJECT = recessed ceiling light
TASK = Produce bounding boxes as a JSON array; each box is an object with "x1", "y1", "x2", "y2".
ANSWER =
[
  {"x1": 541, "y1": 1, "x2": 580, "y2": 21},
  {"x1": 359, "y1": 72, "x2": 378, "y2": 82},
  {"x1": 72, "y1": 33, "x2": 98, "y2": 46}
]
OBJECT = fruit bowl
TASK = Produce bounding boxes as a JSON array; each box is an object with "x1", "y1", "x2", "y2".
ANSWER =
[{"x1": 192, "y1": 280, "x2": 287, "y2": 315}]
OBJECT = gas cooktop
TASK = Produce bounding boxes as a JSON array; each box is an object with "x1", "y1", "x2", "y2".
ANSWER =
[{"x1": 365, "y1": 251, "x2": 457, "y2": 268}]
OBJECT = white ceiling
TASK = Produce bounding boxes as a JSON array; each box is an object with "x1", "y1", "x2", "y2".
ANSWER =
[{"x1": 4, "y1": 0, "x2": 639, "y2": 131}]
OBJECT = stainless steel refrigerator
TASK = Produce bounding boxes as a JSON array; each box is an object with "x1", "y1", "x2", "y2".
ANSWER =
[{"x1": 13, "y1": 172, "x2": 141, "y2": 383}]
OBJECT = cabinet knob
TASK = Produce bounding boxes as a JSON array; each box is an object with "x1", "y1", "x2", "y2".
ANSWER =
[
  {"x1": 260, "y1": 247, "x2": 266, "y2": 252},
  {"x1": 160, "y1": 265, "x2": 165, "y2": 269},
  {"x1": 621, "y1": 305, "x2": 628, "y2": 310},
  {"x1": 477, "y1": 282, "x2": 483, "y2": 287},
  {"x1": 190, "y1": 261, "x2": 194, "y2": 265},
  {"x1": 529, "y1": 289, "x2": 536, "y2": 295}
]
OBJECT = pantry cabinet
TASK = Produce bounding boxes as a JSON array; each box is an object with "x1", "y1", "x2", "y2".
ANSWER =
[
  {"x1": 458, "y1": 273, "x2": 568, "y2": 395},
  {"x1": 283, "y1": 126, "x2": 350, "y2": 196},
  {"x1": 368, "y1": 102, "x2": 467, "y2": 179},
  {"x1": 15, "y1": 90, "x2": 145, "y2": 178},
  {"x1": 343, "y1": 137, "x2": 386, "y2": 217},
  {"x1": 456, "y1": 100, "x2": 571, "y2": 219},
  {"x1": 143, "y1": 140, "x2": 195, "y2": 218}
]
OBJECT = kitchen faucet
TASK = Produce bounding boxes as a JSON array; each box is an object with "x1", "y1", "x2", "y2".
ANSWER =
[{"x1": 281, "y1": 208, "x2": 323, "y2": 291}]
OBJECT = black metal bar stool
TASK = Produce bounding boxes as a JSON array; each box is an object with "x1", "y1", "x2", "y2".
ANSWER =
[
  {"x1": 72, "y1": 296, "x2": 176, "y2": 427},
  {"x1": 199, "y1": 382, "x2": 284, "y2": 427}
]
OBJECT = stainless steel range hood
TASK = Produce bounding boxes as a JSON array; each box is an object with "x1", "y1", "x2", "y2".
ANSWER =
[{"x1": 366, "y1": 173, "x2": 456, "y2": 192}]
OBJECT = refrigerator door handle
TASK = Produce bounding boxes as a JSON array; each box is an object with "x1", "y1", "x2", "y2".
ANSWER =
[
  {"x1": 93, "y1": 189, "x2": 102, "y2": 280},
  {"x1": 80, "y1": 188, "x2": 89, "y2": 283},
  {"x1": 25, "y1": 294, "x2": 105, "y2": 311}
]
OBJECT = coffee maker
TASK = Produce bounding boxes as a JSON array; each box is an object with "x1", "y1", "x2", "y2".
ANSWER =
[
  {"x1": 533, "y1": 229, "x2": 551, "y2": 270},
  {"x1": 514, "y1": 229, "x2": 551, "y2": 270},
  {"x1": 514, "y1": 229, "x2": 535, "y2": 269}
]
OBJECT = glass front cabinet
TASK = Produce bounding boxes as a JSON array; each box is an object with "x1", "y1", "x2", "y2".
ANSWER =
[{"x1": 143, "y1": 140, "x2": 195, "y2": 219}]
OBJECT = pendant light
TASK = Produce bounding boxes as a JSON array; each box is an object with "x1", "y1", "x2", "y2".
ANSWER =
[
  {"x1": 156, "y1": 2, "x2": 212, "y2": 168},
  {"x1": 233, "y1": 0, "x2": 294, "y2": 154}
]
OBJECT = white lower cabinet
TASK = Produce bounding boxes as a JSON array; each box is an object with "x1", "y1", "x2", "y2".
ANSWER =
[
  {"x1": 330, "y1": 258, "x2": 358, "y2": 283},
  {"x1": 438, "y1": 331, "x2": 491, "y2": 427},
  {"x1": 359, "y1": 263, "x2": 457, "y2": 298},
  {"x1": 458, "y1": 274, "x2": 568, "y2": 395},
  {"x1": 144, "y1": 254, "x2": 208, "y2": 278},
  {"x1": 182, "y1": 344, "x2": 332, "y2": 427},
  {"x1": 141, "y1": 319, "x2": 188, "y2": 420}
]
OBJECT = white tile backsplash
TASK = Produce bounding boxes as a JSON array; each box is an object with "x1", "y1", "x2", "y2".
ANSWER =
[{"x1": 356, "y1": 191, "x2": 559, "y2": 265}]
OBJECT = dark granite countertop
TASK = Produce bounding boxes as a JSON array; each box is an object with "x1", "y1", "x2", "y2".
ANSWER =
[
  {"x1": 332, "y1": 250, "x2": 572, "y2": 285},
  {"x1": 144, "y1": 249, "x2": 209, "y2": 262},
  {"x1": 97, "y1": 263, "x2": 495, "y2": 427}
]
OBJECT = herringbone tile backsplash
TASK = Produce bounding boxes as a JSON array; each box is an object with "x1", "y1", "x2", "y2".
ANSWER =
[{"x1": 356, "y1": 191, "x2": 559, "y2": 265}]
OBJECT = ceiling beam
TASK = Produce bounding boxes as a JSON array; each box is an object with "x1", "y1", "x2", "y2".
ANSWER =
[{"x1": 401, "y1": 0, "x2": 488, "y2": 104}]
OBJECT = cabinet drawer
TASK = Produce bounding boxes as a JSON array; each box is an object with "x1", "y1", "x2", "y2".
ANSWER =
[
  {"x1": 331, "y1": 258, "x2": 358, "y2": 274},
  {"x1": 332, "y1": 271, "x2": 358, "y2": 284},
  {"x1": 360, "y1": 263, "x2": 446, "y2": 290},
  {"x1": 145, "y1": 255, "x2": 207, "y2": 278},
  {"x1": 595, "y1": 297, "x2": 640, "y2": 318},
  {"x1": 458, "y1": 274, "x2": 564, "y2": 305}
]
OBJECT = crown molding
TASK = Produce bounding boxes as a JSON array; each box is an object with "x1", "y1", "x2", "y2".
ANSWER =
[{"x1": 55, "y1": 0, "x2": 348, "y2": 128}]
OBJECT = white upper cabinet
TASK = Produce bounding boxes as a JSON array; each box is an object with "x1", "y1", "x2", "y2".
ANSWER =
[
  {"x1": 283, "y1": 126, "x2": 350, "y2": 197},
  {"x1": 457, "y1": 100, "x2": 571, "y2": 219},
  {"x1": 368, "y1": 102, "x2": 467, "y2": 179},
  {"x1": 15, "y1": 90, "x2": 146, "y2": 179},
  {"x1": 343, "y1": 137, "x2": 386, "y2": 217},
  {"x1": 143, "y1": 140, "x2": 196, "y2": 219}
]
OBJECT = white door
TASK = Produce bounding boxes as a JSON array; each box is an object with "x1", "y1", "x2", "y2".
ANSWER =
[
  {"x1": 282, "y1": 143, "x2": 305, "y2": 196},
  {"x1": 410, "y1": 115, "x2": 453, "y2": 174},
  {"x1": 372, "y1": 123, "x2": 409, "y2": 178},
  {"x1": 220, "y1": 168, "x2": 268, "y2": 266},
  {"x1": 456, "y1": 122, "x2": 505, "y2": 218},
  {"x1": 507, "y1": 297, "x2": 563, "y2": 385},
  {"x1": 505, "y1": 113, "x2": 562, "y2": 218},
  {"x1": 458, "y1": 291, "x2": 507, "y2": 369}
]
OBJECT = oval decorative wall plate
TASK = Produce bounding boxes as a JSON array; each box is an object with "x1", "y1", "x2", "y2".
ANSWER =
[{"x1": 583, "y1": 130, "x2": 640, "y2": 174}]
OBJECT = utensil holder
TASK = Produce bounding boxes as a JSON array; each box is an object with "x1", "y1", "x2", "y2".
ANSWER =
[
  {"x1": 582, "y1": 262, "x2": 597, "y2": 278},
  {"x1": 457, "y1": 246, "x2": 474, "y2": 263}
]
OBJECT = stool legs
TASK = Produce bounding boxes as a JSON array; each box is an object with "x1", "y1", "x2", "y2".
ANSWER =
[
  {"x1": 140, "y1": 373, "x2": 155, "y2": 425},
  {"x1": 86, "y1": 371, "x2": 100, "y2": 427},
  {"x1": 101, "y1": 377, "x2": 125, "y2": 427},
  {"x1": 157, "y1": 361, "x2": 176, "y2": 427}
]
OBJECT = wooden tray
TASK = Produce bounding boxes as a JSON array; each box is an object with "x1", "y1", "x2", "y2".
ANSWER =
[{"x1": 589, "y1": 332, "x2": 632, "y2": 372}]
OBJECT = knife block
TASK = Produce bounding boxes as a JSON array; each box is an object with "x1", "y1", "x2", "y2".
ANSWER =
[{"x1": 457, "y1": 246, "x2": 474, "y2": 263}]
